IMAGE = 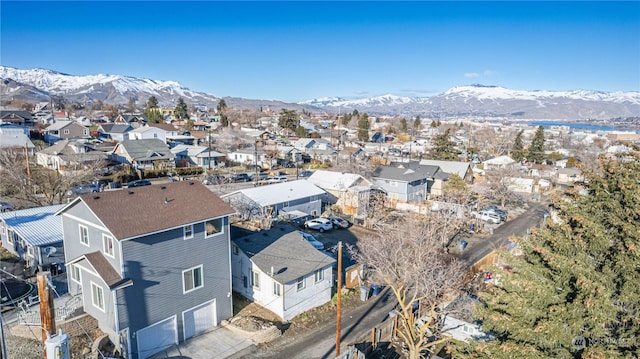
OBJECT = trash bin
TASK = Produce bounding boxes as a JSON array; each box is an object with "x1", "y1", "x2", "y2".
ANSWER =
[
  {"x1": 360, "y1": 286, "x2": 370, "y2": 301},
  {"x1": 371, "y1": 285, "x2": 382, "y2": 296},
  {"x1": 460, "y1": 240, "x2": 468, "y2": 251}
]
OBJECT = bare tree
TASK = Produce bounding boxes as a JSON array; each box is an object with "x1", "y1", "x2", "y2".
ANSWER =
[
  {"x1": 483, "y1": 165, "x2": 526, "y2": 207},
  {"x1": 348, "y1": 216, "x2": 466, "y2": 359}
]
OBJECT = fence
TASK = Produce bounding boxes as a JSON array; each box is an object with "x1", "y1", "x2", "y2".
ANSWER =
[
  {"x1": 17, "y1": 294, "x2": 83, "y2": 326},
  {"x1": 338, "y1": 316, "x2": 398, "y2": 359}
]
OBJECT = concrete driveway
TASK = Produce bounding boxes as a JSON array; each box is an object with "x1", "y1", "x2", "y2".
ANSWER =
[{"x1": 149, "y1": 326, "x2": 255, "y2": 359}]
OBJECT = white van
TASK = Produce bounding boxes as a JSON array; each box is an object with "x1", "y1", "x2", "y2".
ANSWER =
[
  {"x1": 474, "y1": 210, "x2": 502, "y2": 224},
  {"x1": 267, "y1": 176, "x2": 288, "y2": 184}
]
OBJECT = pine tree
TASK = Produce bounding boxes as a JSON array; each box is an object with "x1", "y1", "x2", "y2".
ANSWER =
[
  {"x1": 146, "y1": 96, "x2": 158, "y2": 109},
  {"x1": 217, "y1": 99, "x2": 229, "y2": 127},
  {"x1": 400, "y1": 118, "x2": 408, "y2": 132},
  {"x1": 174, "y1": 97, "x2": 189, "y2": 121},
  {"x1": 527, "y1": 126, "x2": 546, "y2": 164},
  {"x1": 278, "y1": 109, "x2": 298, "y2": 133},
  {"x1": 357, "y1": 113, "x2": 370, "y2": 141},
  {"x1": 295, "y1": 125, "x2": 308, "y2": 138},
  {"x1": 431, "y1": 129, "x2": 460, "y2": 160},
  {"x1": 466, "y1": 152, "x2": 640, "y2": 358},
  {"x1": 511, "y1": 130, "x2": 525, "y2": 162}
]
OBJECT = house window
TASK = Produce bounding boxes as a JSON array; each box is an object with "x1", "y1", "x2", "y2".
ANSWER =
[
  {"x1": 79, "y1": 225, "x2": 89, "y2": 246},
  {"x1": 273, "y1": 282, "x2": 281, "y2": 297},
  {"x1": 7, "y1": 229, "x2": 14, "y2": 244},
  {"x1": 1, "y1": 226, "x2": 5, "y2": 235},
  {"x1": 153, "y1": 133, "x2": 158, "y2": 138},
  {"x1": 91, "y1": 282, "x2": 105, "y2": 312},
  {"x1": 184, "y1": 224, "x2": 193, "y2": 240},
  {"x1": 103, "y1": 235, "x2": 114, "y2": 257},
  {"x1": 71, "y1": 264, "x2": 81, "y2": 283},
  {"x1": 63, "y1": 129, "x2": 70, "y2": 135},
  {"x1": 205, "y1": 218, "x2": 223, "y2": 237},
  {"x1": 27, "y1": 245, "x2": 34, "y2": 258},
  {"x1": 83, "y1": 129, "x2": 88, "y2": 135},
  {"x1": 183, "y1": 265, "x2": 203, "y2": 293},
  {"x1": 389, "y1": 181, "x2": 398, "y2": 187},
  {"x1": 252, "y1": 271, "x2": 260, "y2": 289},
  {"x1": 314, "y1": 269, "x2": 324, "y2": 283},
  {"x1": 242, "y1": 275, "x2": 248, "y2": 288},
  {"x1": 296, "y1": 276, "x2": 305, "y2": 291},
  {"x1": 232, "y1": 244, "x2": 239, "y2": 255},
  {"x1": 463, "y1": 325, "x2": 475, "y2": 334}
]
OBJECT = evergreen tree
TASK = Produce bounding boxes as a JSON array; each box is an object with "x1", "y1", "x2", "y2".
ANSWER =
[
  {"x1": 430, "y1": 120, "x2": 437, "y2": 128},
  {"x1": 400, "y1": 118, "x2": 408, "y2": 132},
  {"x1": 217, "y1": 99, "x2": 229, "y2": 127},
  {"x1": 511, "y1": 130, "x2": 525, "y2": 162},
  {"x1": 413, "y1": 116, "x2": 421, "y2": 130},
  {"x1": 146, "y1": 96, "x2": 159, "y2": 109},
  {"x1": 144, "y1": 96, "x2": 163, "y2": 123},
  {"x1": 357, "y1": 113, "x2": 370, "y2": 141},
  {"x1": 341, "y1": 113, "x2": 351, "y2": 127},
  {"x1": 127, "y1": 97, "x2": 136, "y2": 113},
  {"x1": 174, "y1": 97, "x2": 189, "y2": 120},
  {"x1": 466, "y1": 152, "x2": 640, "y2": 358},
  {"x1": 295, "y1": 125, "x2": 308, "y2": 138},
  {"x1": 431, "y1": 129, "x2": 460, "y2": 160},
  {"x1": 278, "y1": 109, "x2": 298, "y2": 133},
  {"x1": 527, "y1": 126, "x2": 546, "y2": 164}
]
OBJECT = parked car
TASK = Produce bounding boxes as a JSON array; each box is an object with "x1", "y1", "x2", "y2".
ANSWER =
[
  {"x1": 266, "y1": 176, "x2": 288, "y2": 184},
  {"x1": 67, "y1": 183, "x2": 100, "y2": 196},
  {"x1": 202, "y1": 175, "x2": 228, "y2": 185},
  {"x1": 325, "y1": 216, "x2": 350, "y2": 229},
  {"x1": 299, "y1": 170, "x2": 314, "y2": 178},
  {"x1": 297, "y1": 230, "x2": 325, "y2": 250},
  {"x1": 485, "y1": 206, "x2": 508, "y2": 221},
  {"x1": 473, "y1": 210, "x2": 502, "y2": 224},
  {"x1": 231, "y1": 173, "x2": 251, "y2": 183},
  {"x1": 304, "y1": 217, "x2": 333, "y2": 232},
  {"x1": 127, "y1": 179, "x2": 152, "y2": 188},
  {"x1": 249, "y1": 173, "x2": 268, "y2": 181},
  {"x1": 0, "y1": 201, "x2": 15, "y2": 212}
]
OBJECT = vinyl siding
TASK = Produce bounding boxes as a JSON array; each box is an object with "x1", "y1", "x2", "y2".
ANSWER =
[
  {"x1": 117, "y1": 216, "x2": 232, "y2": 353},
  {"x1": 79, "y1": 268, "x2": 118, "y2": 337},
  {"x1": 282, "y1": 266, "x2": 332, "y2": 321}
]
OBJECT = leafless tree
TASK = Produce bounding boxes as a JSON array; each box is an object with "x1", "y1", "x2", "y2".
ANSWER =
[
  {"x1": 348, "y1": 216, "x2": 466, "y2": 359},
  {"x1": 482, "y1": 165, "x2": 526, "y2": 207},
  {"x1": 226, "y1": 195, "x2": 261, "y2": 221}
]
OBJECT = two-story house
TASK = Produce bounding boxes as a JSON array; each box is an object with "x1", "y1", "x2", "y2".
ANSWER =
[
  {"x1": 128, "y1": 125, "x2": 168, "y2": 144},
  {"x1": 97, "y1": 123, "x2": 134, "y2": 142},
  {"x1": 43, "y1": 120, "x2": 90, "y2": 144},
  {"x1": 371, "y1": 162, "x2": 445, "y2": 203},
  {"x1": 36, "y1": 140, "x2": 109, "y2": 175},
  {"x1": 58, "y1": 181, "x2": 235, "y2": 359},
  {"x1": 305, "y1": 170, "x2": 372, "y2": 219},
  {"x1": 170, "y1": 144, "x2": 225, "y2": 169},
  {"x1": 231, "y1": 225, "x2": 335, "y2": 321}
]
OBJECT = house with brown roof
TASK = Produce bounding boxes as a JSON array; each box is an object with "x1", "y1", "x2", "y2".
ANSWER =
[
  {"x1": 43, "y1": 120, "x2": 90, "y2": 144},
  {"x1": 57, "y1": 181, "x2": 235, "y2": 359}
]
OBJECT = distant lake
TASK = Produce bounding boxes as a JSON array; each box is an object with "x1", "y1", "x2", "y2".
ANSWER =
[{"x1": 529, "y1": 121, "x2": 619, "y2": 131}]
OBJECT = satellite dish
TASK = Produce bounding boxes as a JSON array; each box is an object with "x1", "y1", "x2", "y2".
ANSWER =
[{"x1": 44, "y1": 247, "x2": 57, "y2": 257}]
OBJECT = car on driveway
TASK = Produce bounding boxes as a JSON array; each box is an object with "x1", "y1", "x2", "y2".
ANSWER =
[
  {"x1": 0, "y1": 201, "x2": 15, "y2": 212},
  {"x1": 299, "y1": 170, "x2": 314, "y2": 178},
  {"x1": 473, "y1": 210, "x2": 502, "y2": 224},
  {"x1": 304, "y1": 217, "x2": 333, "y2": 232},
  {"x1": 266, "y1": 176, "x2": 288, "y2": 184},
  {"x1": 231, "y1": 173, "x2": 251, "y2": 183},
  {"x1": 202, "y1": 175, "x2": 228, "y2": 185},
  {"x1": 67, "y1": 183, "x2": 100, "y2": 196},
  {"x1": 297, "y1": 230, "x2": 325, "y2": 250},
  {"x1": 485, "y1": 206, "x2": 508, "y2": 221},
  {"x1": 325, "y1": 216, "x2": 350, "y2": 229},
  {"x1": 127, "y1": 179, "x2": 152, "y2": 188}
]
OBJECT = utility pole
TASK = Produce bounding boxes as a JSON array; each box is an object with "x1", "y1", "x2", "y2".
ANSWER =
[
  {"x1": 25, "y1": 143, "x2": 31, "y2": 187},
  {"x1": 335, "y1": 241, "x2": 342, "y2": 357},
  {"x1": 0, "y1": 312, "x2": 7, "y2": 359},
  {"x1": 38, "y1": 272, "x2": 56, "y2": 353}
]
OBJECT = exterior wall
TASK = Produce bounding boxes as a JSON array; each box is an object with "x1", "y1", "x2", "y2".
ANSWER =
[
  {"x1": 373, "y1": 179, "x2": 409, "y2": 202},
  {"x1": 442, "y1": 316, "x2": 491, "y2": 342},
  {"x1": 117, "y1": 217, "x2": 232, "y2": 354},
  {"x1": 76, "y1": 263, "x2": 119, "y2": 338},
  {"x1": 130, "y1": 128, "x2": 167, "y2": 143},
  {"x1": 282, "y1": 265, "x2": 332, "y2": 321},
  {"x1": 281, "y1": 199, "x2": 322, "y2": 218},
  {"x1": 231, "y1": 251, "x2": 285, "y2": 320}
]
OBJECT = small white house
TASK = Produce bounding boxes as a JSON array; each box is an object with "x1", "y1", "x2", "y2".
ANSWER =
[
  {"x1": 231, "y1": 226, "x2": 335, "y2": 321},
  {"x1": 128, "y1": 125, "x2": 168, "y2": 143}
]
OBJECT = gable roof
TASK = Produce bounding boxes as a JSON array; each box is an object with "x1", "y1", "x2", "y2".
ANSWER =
[
  {"x1": 45, "y1": 120, "x2": 76, "y2": 131},
  {"x1": 372, "y1": 162, "x2": 441, "y2": 182},
  {"x1": 98, "y1": 123, "x2": 133, "y2": 134},
  {"x1": 233, "y1": 225, "x2": 335, "y2": 283},
  {"x1": 0, "y1": 131, "x2": 35, "y2": 149},
  {"x1": 59, "y1": 181, "x2": 234, "y2": 240},
  {"x1": 148, "y1": 123, "x2": 178, "y2": 132},
  {"x1": 484, "y1": 155, "x2": 516, "y2": 166},
  {"x1": 78, "y1": 251, "x2": 132, "y2": 289},
  {"x1": 306, "y1": 170, "x2": 371, "y2": 191},
  {"x1": 117, "y1": 139, "x2": 174, "y2": 161},
  {"x1": 222, "y1": 180, "x2": 326, "y2": 207},
  {"x1": 419, "y1": 160, "x2": 471, "y2": 178},
  {"x1": 0, "y1": 204, "x2": 65, "y2": 246}
]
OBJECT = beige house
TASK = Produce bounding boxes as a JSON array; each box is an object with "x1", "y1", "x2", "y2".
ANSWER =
[{"x1": 305, "y1": 170, "x2": 373, "y2": 218}]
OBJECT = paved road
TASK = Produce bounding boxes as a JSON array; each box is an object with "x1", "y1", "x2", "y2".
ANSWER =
[{"x1": 460, "y1": 202, "x2": 548, "y2": 265}]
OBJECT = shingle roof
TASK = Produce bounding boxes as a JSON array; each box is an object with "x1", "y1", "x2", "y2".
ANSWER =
[
  {"x1": 0, "y1": 204, "x2": 65, "y2": 246},
  {"x1": 83, "y1": 251, "x2": 132, "y2": 289},
  {"x1": 45, "y1": 120, "x2": 74, "y2": 131},
  {"x1": 99, "y1": 123, "x2": 132, "y2": 134},
  {"x1": 372, "y1": 162, "x2": 441, "y2": 182},
  {"x1": 119, "y1": 139, "x2": 174, "y2": 161},
  {"x1": 233, "y1": 225, "x2": 335, "y2": 284},
  {"x1": 60, "y1": 181, "x2": 234, "y2": 240},
  {"x1": 419, "y1": 160, "x2": 471, "y2": 178}
]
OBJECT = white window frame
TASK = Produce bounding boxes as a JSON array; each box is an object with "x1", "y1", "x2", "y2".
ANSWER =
[
  {"x1": 184, "y1": 224, "x2": 193, "y2": 240},
  {"x1": 1, "y1": 226, "x2": 5, "y2": 235},
  {"x1": 182, "y1": 265, "x2": 204, "y2": 294},
  {"x1": 102, "y1": 234, "x2": 114, "y2": 258},
  {"x1": 63, "y1": 129, "x2": 70, "y2": 135},
  {"x1": 296, "y1": 276, "x2": 305, "y2": 291},
  {"x1": 252, "y1": 270, "x2": 260, "y2": 290},
  {"x1": 91, "y1": 281, "x2": 105, "y2": 312},
  {"x1": 79, "y1": 225, "x2": 89, "y2": 246},
  {"x1": 314, "y1": 269, "x2": 324, "y2": 283},
  {"x1": 27, "y1": 245, "x2": 34, "y2": 258},
  {"x1": 6, "y1": 229, "x2": 14, "y2": 244},
  {"x1": 273, "y1": 281, "x2": 281, "y2": 297},
  {"x1": 70, "y1": 264, "x2": 81, "y2": 284},
  {"x1": 205, "y1": 217, "x2": 223, "y2": 238}
]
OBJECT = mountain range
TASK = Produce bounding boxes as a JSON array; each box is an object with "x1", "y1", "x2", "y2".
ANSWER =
[{"x1": 2, "y1": 66, "x2": 639, "y2": 120}]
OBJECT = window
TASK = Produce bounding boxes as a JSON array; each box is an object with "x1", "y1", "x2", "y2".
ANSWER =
[
  {"x1": 463, "y1": 325, "x2": 475, "y2": 334},
  {"x1": 273, "y1": 282, "x2": 281, "y2": 297},
  {"x1": 91, "y1": 282, "x2": 105, "y2": 312},
  {"x1": 183, "y1": 265, "x2": 203, "y2": 293},
  {"x1": 184, "y1": 224, "x2": 193, "y2": 240},
  {"x1": 232, "y1": 244, "x2": 239, "y2": 255},
  {"x1": 63, "y1": 129, "x2": 70, "y2": 135},
  {"x1": 83, "y1": 129, "x2": 88, "y2": 135},
  {"x1": 103, "y1": 235, "x2": 114, "y2": 257},
  {"x1": 79, "y1": 225, "x2": 89, "y2": 246},
  {"x1": 242, "y1": 275, "x2": 248, "y2": 288},
  {"x1": 252, "y1": 271, "x2": 260, "y2": 289},
  {"x1": 7, "y1": 229, "x2": 14, "y2": 244},
  {"x1": 71, "y1": 264, "x2": 81, "y2": 283},
  {"x1": 27, "y1": 245, "x2": 34, "y2": 258},
  {"x1": 314, "y1": 269, "x2": 324, "y2": 283},
  {"x1": 296, "y1": 276, "x2": 305, "y2": 291},
  {"x1": 205, "y1": 218, "x2": 223, "y2": 237}
]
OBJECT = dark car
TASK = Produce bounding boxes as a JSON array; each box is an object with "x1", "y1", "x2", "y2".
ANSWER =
[
  {"x1": 127, "y1": 179, "x2": 152, "y2": 188},
  {"x1": 299, "y1": 170, "x2": 314, "y2": 178},
  {"x1": 231, "y1": 173, "x2": 251, "y2": 182},
  {"x1": 485, "y1": 205, "x2": 508, "y2": 221}
]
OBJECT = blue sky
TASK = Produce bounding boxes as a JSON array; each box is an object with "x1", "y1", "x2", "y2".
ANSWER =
[{"x1": 1, "y1": 1, "x2": 639, "y2": 102}]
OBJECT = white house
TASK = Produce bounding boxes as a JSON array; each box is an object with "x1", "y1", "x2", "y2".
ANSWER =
[
  {"x1": 305, "y1": 170, "x2": 372, "y2": 218},
  {"x1": 483, "y1": 155, "x2": 517, "y2": 171},
  {"x1": 231, "y1": 225, "x2": 335, "y2": 321},
  {"x1": 128, "y1": 125, "x2": 168, "y2": 143}
]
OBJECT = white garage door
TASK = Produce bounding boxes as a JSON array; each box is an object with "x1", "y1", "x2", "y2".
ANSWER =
[
  {"x1": 136, "y1": 316, "x2": 177, "y2": 359},
  {"x1": 183, "y1": 299, "x2": 217, "y2": 340}
]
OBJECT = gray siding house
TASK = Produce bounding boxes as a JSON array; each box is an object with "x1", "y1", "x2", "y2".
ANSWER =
[
  {"x1": 371, "y1": 162, "x2": 444, "y2": 203},
  {"x1": 58, "y1": 181, "x2": 235, "y2": 359}
]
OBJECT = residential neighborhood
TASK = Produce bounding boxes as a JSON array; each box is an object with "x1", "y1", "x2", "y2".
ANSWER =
[{"x1": 0, "y1": 95, "x2": 639, "y2": 359}]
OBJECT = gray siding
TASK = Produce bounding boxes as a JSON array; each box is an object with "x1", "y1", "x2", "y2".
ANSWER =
[
  {"x1": 78, "y1": 267, "x2": 118, "y2": 337},
  {"x1": 118, "y1": 217, "x2": 232, "y2": 353}
]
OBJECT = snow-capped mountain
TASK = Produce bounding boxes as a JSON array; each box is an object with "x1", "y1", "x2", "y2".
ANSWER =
[
  {"x1": 0, "y1": 66, "x2": 220, "y2": 107},
  {"x1": 303, "y1": 85, "x2": 640, "y2": 119}
]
